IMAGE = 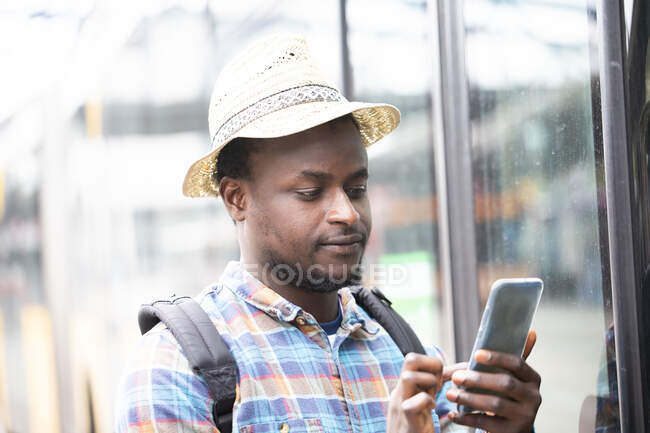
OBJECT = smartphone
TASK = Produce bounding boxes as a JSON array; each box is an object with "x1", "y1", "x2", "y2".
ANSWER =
[{"x1": 458, "y1": 278, "x2": 543, "y2": 414}]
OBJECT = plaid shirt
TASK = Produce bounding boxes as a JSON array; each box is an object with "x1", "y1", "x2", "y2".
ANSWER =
[{"x1": 115, "y1": 261, "x2": 456, "y2": 433}]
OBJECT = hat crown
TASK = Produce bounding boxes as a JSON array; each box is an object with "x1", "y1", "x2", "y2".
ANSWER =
[
  {"x1": 208, "y1": 34, "x2": 336, "y2": 146},
  {"x1": 183, "y1": 33, "x2": 400, "y2": 198}
]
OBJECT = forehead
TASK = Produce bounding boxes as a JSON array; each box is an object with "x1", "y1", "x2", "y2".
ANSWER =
[{"x1": 249, "y1": 118, "x2": 368, "y2": 176}]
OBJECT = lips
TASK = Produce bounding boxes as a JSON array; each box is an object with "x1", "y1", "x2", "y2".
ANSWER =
[
  {"x1": 319, "y1": 233, "x2": 364, "y2": 256},
  {"x1": 320, "y1": 233, "x2": 364, "y2": 246}
]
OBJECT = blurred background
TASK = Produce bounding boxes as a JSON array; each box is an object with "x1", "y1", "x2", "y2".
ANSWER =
[{"x1": 0, "y1": 0, "x2": 631, "y2": 432}]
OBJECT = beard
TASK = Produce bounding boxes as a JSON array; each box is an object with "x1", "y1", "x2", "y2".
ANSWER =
[{"x1": 261, "y1": 248, "x2": 364, "y2": 293}]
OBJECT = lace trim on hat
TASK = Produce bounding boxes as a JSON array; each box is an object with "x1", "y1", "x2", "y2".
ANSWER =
[{"x1": 211, "y1": 84, "x2": 345, "y2": 147}]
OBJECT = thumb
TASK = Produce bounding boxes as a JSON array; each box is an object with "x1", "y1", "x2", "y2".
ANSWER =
[
  {"x1": 402, "y1": 392, "x2": 436, "y2": 433},
  {"x1": 442, "y1": 362, "x2": 468, "y2": 383},
  {"x1": 523, "y1": 329, "x2": 537, "y2": 360}
]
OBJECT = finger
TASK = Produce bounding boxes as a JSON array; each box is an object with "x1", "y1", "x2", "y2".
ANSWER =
[
  {"x1": 400, "y1": 370, "x2": 440, "y2": 400},
  {"x1": 448, "y1": 410, "x2": 508, "y2": 432},
  {"x1": 403, "y1": 352, "x2": 444, "y2": 375},
  {"x1": 402, "y1": 392, "x2": 436, "y2": 430},
  {"x1": 446, "y1": 388, "x2": 523, "y2": 419},
  {"x1": 522, "y1": 330, "x2": 537, "y2": 360},
  {"x1": 475, "y1": 350, "x2": 541, "y2": 385},
  {"x1": 442, "y1": 362, "x2": 468, "y2": 382},
  {"x1": 451, "y1": 370, "x2": 530, "y2": 401}
]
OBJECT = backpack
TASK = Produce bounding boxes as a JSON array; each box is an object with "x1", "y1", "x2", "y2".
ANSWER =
[{"x1": 137, "y1": 286, "x2": 425, "y2": 433}]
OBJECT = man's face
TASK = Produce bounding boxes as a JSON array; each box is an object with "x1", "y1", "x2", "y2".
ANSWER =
[{"x1": 242, "y1": 118, "x2": 371, "y2": 292}]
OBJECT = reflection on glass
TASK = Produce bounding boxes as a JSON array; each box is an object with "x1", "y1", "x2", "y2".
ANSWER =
[
  {"x1": 346, "y1": 0, "x2": 447, "y2": 354},
  {"x1": 464, "y1": 1, "x2": 620, "y2": 431},
  {"x1": 0, "y1": 152, "x2": 46, "y2": 433}
]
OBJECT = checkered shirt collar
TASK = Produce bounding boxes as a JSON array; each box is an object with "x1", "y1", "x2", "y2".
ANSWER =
[{"x1": 220, "y1": 261, "x2": 379, "y2": 334}]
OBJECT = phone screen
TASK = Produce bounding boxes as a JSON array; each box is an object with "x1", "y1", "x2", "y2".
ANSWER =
[{"x1": 459, "y1": 278, "x2": 543, "y2": 413}]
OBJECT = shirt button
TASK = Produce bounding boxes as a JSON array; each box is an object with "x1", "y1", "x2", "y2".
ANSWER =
[
  {"x1": 279, "y1": 423, "x2": 290, "y2": 433},
  {"x1": 296, "y1": 317, "x2": 306, "y2": 326}
]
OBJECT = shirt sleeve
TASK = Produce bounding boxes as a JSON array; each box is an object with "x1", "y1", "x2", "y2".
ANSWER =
[{"x1": 114, "y1": 327, "x2": 218, "y2": 433}]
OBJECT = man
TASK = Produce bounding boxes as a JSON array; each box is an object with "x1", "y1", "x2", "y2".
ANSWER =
[{"x1": 115, "y1": 34, "x2": 541, "y2": 433}]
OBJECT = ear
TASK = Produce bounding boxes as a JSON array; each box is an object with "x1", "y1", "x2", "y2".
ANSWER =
[{"x1": 219, "y1": 177, "x2": 247, "y2": 222}]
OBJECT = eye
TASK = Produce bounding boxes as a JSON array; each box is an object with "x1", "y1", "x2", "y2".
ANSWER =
[
  {"x1": 295, "y1": 188, "x2": 321, "y2": 200},
  {"x1": 346, "y1": 185, "x2": 367, "y2": 199}
]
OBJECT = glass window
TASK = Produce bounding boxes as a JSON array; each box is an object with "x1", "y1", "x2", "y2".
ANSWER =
[
  {"x1": 0, "y1": 134, "x2": 47, "y2": 433},
  {"x1": 463, "y1": 1, "x2": 620, "y2": 431},
  {"x1": 346, "y1": 0, "x2": 449, "y2": 354}
]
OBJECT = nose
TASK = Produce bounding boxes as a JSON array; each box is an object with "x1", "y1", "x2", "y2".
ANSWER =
[{"x1": 326, "y1": 188, "x2": 360, "y2": 226}]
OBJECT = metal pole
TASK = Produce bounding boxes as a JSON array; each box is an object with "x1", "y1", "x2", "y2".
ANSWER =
[
  {"x1": 339, "y1": 0, "x2": 353, "y2": 99},
  {"x1": 596, "y1": 0, "x2": 646, "y2": 431},
  {"x1": 433, "y1": 0, "x2": 481, "y2": 362}
]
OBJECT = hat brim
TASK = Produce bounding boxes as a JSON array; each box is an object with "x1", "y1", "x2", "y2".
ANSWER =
[{"x1": 182, "y1": 100, "x2": 400, "y2": 198}]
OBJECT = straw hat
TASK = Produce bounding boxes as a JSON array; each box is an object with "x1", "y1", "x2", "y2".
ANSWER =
[{"x1": 182, "y1": 33, "x2": 401, "y2": 198}]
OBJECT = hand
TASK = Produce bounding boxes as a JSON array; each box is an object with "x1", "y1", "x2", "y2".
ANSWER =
[
  {"x1": 445, "y1": 330, "x2": 541, "y2": 433},
  {"x1": 387, "y1": 353, "x2": 446, "y2": 433},
  {"x1": 386, "y1": 353, "x2": 468, "y2": 433}
]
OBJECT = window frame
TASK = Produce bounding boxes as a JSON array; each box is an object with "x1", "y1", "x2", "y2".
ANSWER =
[
  {"x1": 598, "y1": 0, "x2": 650, "y2": 431},
  {"x1": 429, "y1": 0, "x2": 482, "y2": 363}
]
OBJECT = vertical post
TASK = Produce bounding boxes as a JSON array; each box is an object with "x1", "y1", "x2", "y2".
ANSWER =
[
  {"x1": 432, "y1": 0, "x2": 481, "y2": 362},
  {"x1": 427, "y1": 0, "x2": 455, "y2": 360},
  {"x1": 596, "y1": 1, "x2": 646, "y2": 431},
  {"x1": 339, "y1": 0, "x2": 353, "y2": 99}
]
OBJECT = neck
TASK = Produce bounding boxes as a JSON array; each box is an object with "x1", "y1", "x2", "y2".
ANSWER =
[
  {"x1": 240, "y1": 255, "x2": 339, "y2": 323},
  {"x1": 269, "y1": 284, "x2": 340, "y2": 323}
]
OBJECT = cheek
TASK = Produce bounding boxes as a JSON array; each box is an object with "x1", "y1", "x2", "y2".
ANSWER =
[
  {"x1": 282, "y1": 208, "x2": 322, "y2": 250},
  {"x1": 357, "y1": 199, "x2": 372, "y2": 233},
  {"x1": 364, "y1": 202, "x2": 372, "y2": 227},
  {"x1": 254, "y1": 200, "x2": 320, "y2": 249}
]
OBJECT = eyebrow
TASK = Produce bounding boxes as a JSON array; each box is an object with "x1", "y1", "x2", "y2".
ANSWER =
[
  {"x1": 297, "y1": 168, "x2": 368, "y2": 182},
  {"x1": 348, "y1": 168, "x2": 369, "y2": 181}
]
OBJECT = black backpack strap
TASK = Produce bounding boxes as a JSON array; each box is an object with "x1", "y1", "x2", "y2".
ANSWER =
[
  {"x1": 138, "y1": 297, "x2": 237, "y2": 433},
  {"x1": 350, "y1": 286, "x2": 426, "y2": 356}
]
